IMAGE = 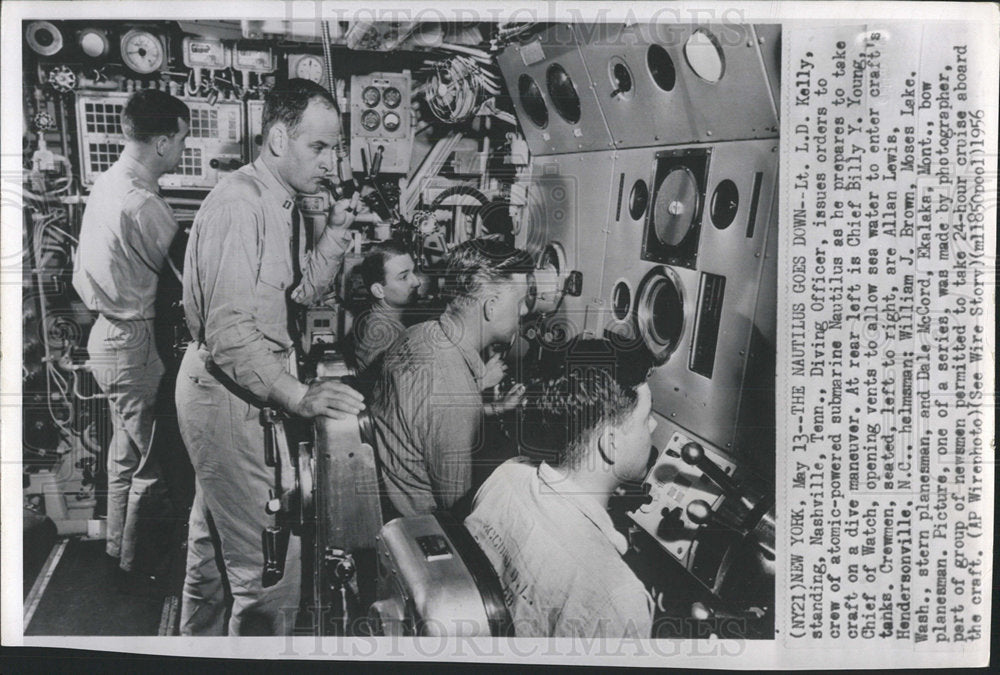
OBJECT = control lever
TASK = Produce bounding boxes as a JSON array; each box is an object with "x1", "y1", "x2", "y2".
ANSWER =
[
  {"x1": 370, "y1": 145, "x2": 384, "y2": 178},
  {"x1": 681, "y1": 442, "x2": 752, "y2": 509},
  {"x1": 259, "y1": 407, "x2": 298, "y2": 587},
  {"x1": 262, "y1": 514, "x2": 291, "y2": 588},
  {"x1": 686, "y1": 499, "x2": 744, "y2": 534}
]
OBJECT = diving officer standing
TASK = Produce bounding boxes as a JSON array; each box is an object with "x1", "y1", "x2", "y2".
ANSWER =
[{"x1": 177, "y1": 79, "x2": 365, "y2": 635}]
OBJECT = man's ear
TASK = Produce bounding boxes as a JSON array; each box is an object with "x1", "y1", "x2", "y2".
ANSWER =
[
  {"x1": 483, "y1": 294, "x2": 497, "y2": 322},
  {"x1": 596, "y1": 426, "x2": 617, "y2": 467},
  {"x1": 154, "y1": 135, "x2": 169, "y2": 157},
  {"x1": 267, "y1": 123, "x2": 287, "y2": 157},
  {"x1": 370, "y1": 282, "x2": 386, "y2": 300}
]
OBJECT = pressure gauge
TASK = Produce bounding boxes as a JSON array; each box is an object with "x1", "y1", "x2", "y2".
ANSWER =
[
  {"x1": 293, "y1": 54, "x2": 324, "y2": 83},
  {"x1": 362, "y1": 86, "x2": 381, "y2": 107},
  {"x1": 382, "y1": 111, "x2": 401, "y2": 132},
  {"x1": 120, "y1": 29, "x2": 165, "y2": 74},
  {"x1": 361, "y1": 110, "x2": 381, "y2": 131},
  {"x1": 382, "y1": 86, "x2": 402, "y2": 109}
]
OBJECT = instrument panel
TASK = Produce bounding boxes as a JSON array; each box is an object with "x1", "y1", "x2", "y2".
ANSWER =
[
  {"x1": 349, "y1": 72, "x2": 413, "y2": 174},
  {"x1": 75, "y1": 92, "x2": 244, "y2": 188}
]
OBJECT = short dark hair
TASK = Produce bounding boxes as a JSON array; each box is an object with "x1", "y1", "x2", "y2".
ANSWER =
[
  {"x1": 262, "y1": 78, "x2": 338, "y2": 140},
  {"x1": 360, "y1": 239, "x2": 412, "y2": 290},
  {"x1": 521, "y1": 337, "x2": 653, "y2": 467},
  {"x1": 440, "y1": 236, "x2": 534, "y2": 309},
  {"x1": 121, "y1": 90, "x2": 189, "y2": 142}
]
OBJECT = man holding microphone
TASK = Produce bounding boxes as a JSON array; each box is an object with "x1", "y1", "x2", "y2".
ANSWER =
[{"x1": 177, "y1": 79, "x2": 365, "y2": 635}]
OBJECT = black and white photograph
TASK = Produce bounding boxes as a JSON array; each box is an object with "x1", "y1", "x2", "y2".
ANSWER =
[{"x1": 1, "y1": 1, "x2": 993, "y2": 669}]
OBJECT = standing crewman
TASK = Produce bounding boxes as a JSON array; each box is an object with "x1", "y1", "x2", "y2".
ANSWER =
[
  {"x1": 177, "y1": 79, "x2": 365, "y2": 636},
  {"x1": 73, "y1": 89, "x2": 190, "y2": 581}
]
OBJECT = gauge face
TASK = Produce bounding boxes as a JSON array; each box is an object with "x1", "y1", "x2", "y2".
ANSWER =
[
  {"x1": 361, "y1": 109, "x2": 381, "y2": 132},
  {"x1": 121, "y1": 30, "x2": 164, "y2": 74},
  {"x1": 79, "y1": 29, "x2": 109, "y2": 58},
  {"x1": 294, "y1": 55, "x2": 324, "y2": 83},
  {"x1": 647, "y1": 44, "x2": 676, "y2": 92},
  {"x1": 382, "y1": 86, "x2": 402, "y2": 108},
  {"x1": 710, "y1": 179, "x2": 739, "y2": 229},
  {"x1": 545, "y1": 63, "x2": 581, "y2": 124},
  {"x1": 653, "y1": 167, "x2": 699, "y2": 247},
  {"x1": 518, "y1": 75, "x2": 548, "y2": 128},
  {"x1": 362, "y1": 86, "x2": 381, "y2": 107},
  {"x1": 382, "y1": 111, "x2": 401, "y2": 132},
  {"x1": 684, "y1": 29, "x2": 725, "y2": 83}
]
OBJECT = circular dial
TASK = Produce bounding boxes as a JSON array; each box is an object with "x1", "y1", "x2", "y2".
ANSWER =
[
  {"x1": 612, "y1": 281, "x2": 632, "y2": 321},
  {"x1": 382, "y1": 86, "x2": 402, "y2": 108},
  {"x1": 545, "y1": 63, "x2": 581, "y2": 124},
  {"x1": 652, "y1": 167, "x2": 700, "y2": 246},
  {"x1": 294, "y1": 55, "x2": 324, "y2": 83},
  {"x1": 361, "y1": 109, "x2": 381, "y2": 131},
  {"x1": 518, "y1": 75, "x2": 548, "y2": 128},
  {"x1": 121, "y1": 30, "x2": 164, "y2": 74},
  {"x1": 609, "y1": 60, "x2": 633, "y2": 98},
  {"x1": 79, "y1": 29, "x2": 109, "y2": 58},
  {"x1": 637, "y1": 268, "x2": 685, "y2": 365},
  {"x1": 647, "y1": 44, "x2": 677, "y2": 92},
  {"x1": 629, "y1": 179, "x2": 649, "y2": 221},
  {"x1": 382, "y1": 111, "x2": 401, "y2": 132},
  {"x1": 362, "y1": 86, "x2": 381, "y2": 107},
  {"x1": 684, "y1": 29, "x2": 725, "y2": 83},
  {"x1": 710, "y1": 179, "x2": 739, "y2": 229}
]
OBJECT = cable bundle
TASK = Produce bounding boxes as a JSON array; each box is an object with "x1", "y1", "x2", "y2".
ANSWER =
[{"x1": 423, "y1": 55, "x2": 501, "y2": 124}]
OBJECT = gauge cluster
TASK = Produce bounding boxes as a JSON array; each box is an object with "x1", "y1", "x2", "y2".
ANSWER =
[{"x1": 349, "y1": 71, "x2": 413, "y2": 174}]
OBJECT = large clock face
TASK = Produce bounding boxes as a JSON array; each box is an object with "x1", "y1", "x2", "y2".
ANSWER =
[
  {"x1": 294, "y1": 55, "x2": 324, "y2": 83},
  {"x1": 121, "y1": 29, "x2": 164, "y2": 74}
]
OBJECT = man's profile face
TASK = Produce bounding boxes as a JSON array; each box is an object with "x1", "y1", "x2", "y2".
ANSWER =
[
  {"x1": 282, "y1": 99, "x2": 340, "y2": 194},
  {"x1": 612, "y1": 383, "x2": 658, "y2": 483},
  {"x1": 378, "y1": 253, "x2": 421, "y2": 308},
  {"x1": 488, "y1": 273, "x2": 532, "y2": 344}
]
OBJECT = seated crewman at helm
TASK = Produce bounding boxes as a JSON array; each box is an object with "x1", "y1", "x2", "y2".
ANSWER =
[
  {"x1": 350, "y1": 239, "x2": 423, "y2": 373},
  {"x1": 370, "y1": 236, "x2": 532, "y2": 519},
  {"x1": 464, "y1": 337, "x2": 657, "y2": 638}
]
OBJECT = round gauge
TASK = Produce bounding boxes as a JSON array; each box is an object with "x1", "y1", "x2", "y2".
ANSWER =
[
  {"x1": 26, "y1": 21, "x2": 63, "y2": 57},
  {"x1": 518, "y1": 75, "x2": 548, "y2": 128},
  {"x1": 545, "y1": 63, "x2": 581, "y2": 124},
  {"x1": 382, "y1": 111, "x2": 401, "y2": 132},
  {"x1": 362, "y1": 86, "x2": 381, "y2": 107},
  {"x1": 710, "y1": 179, "x2": 739, "y2": 229},
  {"x1": 608, "y1": 59, "x2": 634, "y2": 99},
  {"x1": 612, "y1": 281, "x2": 632, "y2": 321},
  {"x1": 684, "y1": 29, "x2": 725, "y2": 83},
  {"x1": 79, "y1": 28, "x2": 109, "y2": 58},
  {"x1": 382, "y1": 87, "x2": 402, "y2": 108},
  {"x1": 637, "y1": 267, "x2": 685, "y2": 365},
  {"x1": 294, "y1": 55, "x2": 324, "y2": 83},
  {"x1": 120, "y1": 29, "x2": 165, "y2": 74},
  {"x1": 361, "y1": 109, "x2": 381, "y2": 132},
  {"x1": 647, "y1": 44, "x2": 677, "y2": 92},
  {"x1": 652, "y1": 167, "x2": 700, "y2": 246},
  {"x1": 628, "y1": 179, "x2": 649, "y2": 221}
]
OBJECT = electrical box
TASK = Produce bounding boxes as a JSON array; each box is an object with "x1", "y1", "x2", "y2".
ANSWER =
[{"x1": 349, "y1": 72, "x2": 413, "y2": 174}]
